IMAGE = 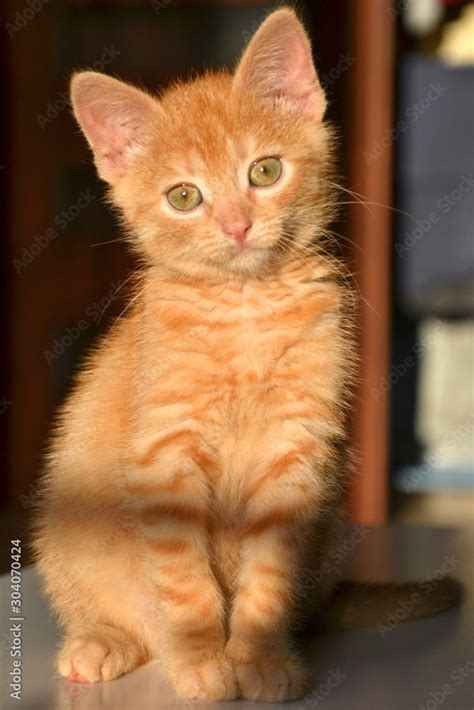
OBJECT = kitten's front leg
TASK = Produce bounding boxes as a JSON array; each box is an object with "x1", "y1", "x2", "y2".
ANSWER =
[
  {"x1": 129, "y1": 432, "x2": 237, "y2": 701},
  {"x1": 226, "y1": 438, "x2": 324, "y2": 701},
  {"x1": 226, "y1": 529, "x2": 310, "y2": 702}
]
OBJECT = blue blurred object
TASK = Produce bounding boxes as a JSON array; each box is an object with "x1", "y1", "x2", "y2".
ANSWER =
[
  {"x1": 393, "y1": 464, "x2": 474, "y2": 493},
  {"x1": 395, "y1": 56, "x2": 474, "y2": 316}
]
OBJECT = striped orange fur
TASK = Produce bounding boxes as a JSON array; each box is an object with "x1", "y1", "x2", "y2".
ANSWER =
[{"x1": 32, "y1": 8, "x2": 356, "y2": 702}]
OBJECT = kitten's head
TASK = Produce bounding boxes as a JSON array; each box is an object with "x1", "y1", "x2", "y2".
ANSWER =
[{"x1": 71, "y1": 8, "x2": 336, "y2": 278}]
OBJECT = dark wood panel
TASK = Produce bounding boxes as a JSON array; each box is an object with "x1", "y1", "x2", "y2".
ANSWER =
[{"x1": 346, "y1": 0, "x2": 395, "y2": 524}]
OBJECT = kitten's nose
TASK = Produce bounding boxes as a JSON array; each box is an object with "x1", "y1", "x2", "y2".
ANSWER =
[{"x1": 224, "y1": 219, "x2": 252, "y2": 246}]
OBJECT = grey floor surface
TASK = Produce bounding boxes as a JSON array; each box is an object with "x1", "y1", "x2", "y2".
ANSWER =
[{"x1": 0, "y1": 525, "x2": 473, "y2": 710}]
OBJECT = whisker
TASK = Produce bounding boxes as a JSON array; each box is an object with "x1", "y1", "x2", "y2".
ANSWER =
[
  {"x1": 277, "y1": 231, "x2": 380, "y2": 317},
  {"x1": 109, "y1": 289, "x2": 142, "y2": 333},
  {"x1": 326, "y1": 180, "x2": 411, "y2": 217},
  {"x1": 90, "y1": 236, "x2": 127, "y2": 247},
  {"x1": 97, "y1": 272, "x2": 136, "y2": 325}
]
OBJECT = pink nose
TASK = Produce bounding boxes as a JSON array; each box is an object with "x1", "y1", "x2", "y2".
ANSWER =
[{"x1": 223, "y1": 219, "x2": 252, "y2": 246}]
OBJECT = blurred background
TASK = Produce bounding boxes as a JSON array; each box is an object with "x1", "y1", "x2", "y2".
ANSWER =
[{"x1": 0, "y1": 0, "x2": 473, "y2": 569}]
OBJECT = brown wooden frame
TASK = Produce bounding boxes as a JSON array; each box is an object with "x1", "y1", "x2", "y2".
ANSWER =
[{"x1": 346, "y1": 0, "x2": 395, "y2": 523}]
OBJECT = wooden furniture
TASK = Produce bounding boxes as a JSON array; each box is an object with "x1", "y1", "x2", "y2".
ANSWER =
[{"x1": 346, "y1": 0, "x2": 395, "y2": 524}]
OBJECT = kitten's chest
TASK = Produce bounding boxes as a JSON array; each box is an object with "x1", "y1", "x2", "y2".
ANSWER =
[
  {"x1": 138, "y1": 278, "x2": 341, "y2": 445},
  {"x1": 210, "y1": 306, "x2": 291, "y2": 382},
  {"x1": 192, "y1": 285, "x2": 307, "y2": 393}
]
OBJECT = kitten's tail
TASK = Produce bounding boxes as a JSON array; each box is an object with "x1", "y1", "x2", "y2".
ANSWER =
[{"x1": 315, "y1": 576, "x2": 463, "y2": 632}]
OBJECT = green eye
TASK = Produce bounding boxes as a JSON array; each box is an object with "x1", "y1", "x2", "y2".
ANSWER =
[
  {"x1": 249, "y1": 157, "x2": 282, "y2": 187},
  {"x1": 167, "y1": 184, "x2": 202, "y2": 211}
]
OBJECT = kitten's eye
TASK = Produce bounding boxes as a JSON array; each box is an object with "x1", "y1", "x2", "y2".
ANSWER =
[
  {"x1": 167, "y1": 184, "x2": 202, "y2": 211},
  {"x1": 249, "y1": 157, "x2": 282, "y2": 187}
]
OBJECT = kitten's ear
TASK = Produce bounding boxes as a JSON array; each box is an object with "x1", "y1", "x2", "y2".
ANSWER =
[
  {"x1": 233, "y1": 8, "x2": 326, "y2": 121},
  {"x1": 70, "y1": 72, "x2": 161, "y2": 183}
]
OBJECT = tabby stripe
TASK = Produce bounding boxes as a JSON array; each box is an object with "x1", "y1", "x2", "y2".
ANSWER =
[
  {"x1": 246, "y1": 443, "x2": 319, "y2": 502},
  {"x1": 140, "y1": 503, "x2": 206, "y2": 527},
  {"x1": 135, "y1": 429, "x2": 197, "y2": 467},
  {"x1": 156, "y1": 584, "x2": 202, "y2": 605},
  {"x1": 146, "y1": 538, "x2": 192, "y2": 555},
  {"x1": 238, "y1": 582, "x2": 289, "y2": 607},
  {"x1": 255, "y1": 564, "x2": 289, "y2": 579},
  {"x1": 128, "y1": 477, "x2": 187, "y2": 495},
  {"x1": 175, "y1": 626, "x2": 223, "y2": 642},
  {"x1": 243, "y1": 503, "x2": 316, "y2": 537},
  {"x1": 155, "y1": 564, "x2": 212, "y2": 583}
]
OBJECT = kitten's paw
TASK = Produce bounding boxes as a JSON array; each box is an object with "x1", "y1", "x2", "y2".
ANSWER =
[
  {"x1": 58, "y1": 633, "x2": 143, "y2": 683},
  {"x1": 233, "y1": 654, "x2": 309, "y2": 702},
  {"x1": 173, "y1": 657, "x2": 238, "y2": 701}
]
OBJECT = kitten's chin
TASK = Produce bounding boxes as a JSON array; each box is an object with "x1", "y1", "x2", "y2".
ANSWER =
[{"x1": 222, "y1": 246, "x2": 269, "y2": 275}]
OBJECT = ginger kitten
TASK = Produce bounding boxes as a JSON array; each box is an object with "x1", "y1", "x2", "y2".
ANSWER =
[{"x1": 32, "y1": 8, "x2": 459, "y2": 703}]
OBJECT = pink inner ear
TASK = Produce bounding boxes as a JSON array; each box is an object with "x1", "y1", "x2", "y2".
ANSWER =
[
  {"x1": 233, "y1": 10, "x2": 326, "y2": 121},
  {"x1": 82, "y1": 112, "x2": 135, "y2": 179},
  {"x1": 272, "y1": 38, "x2": 322, "y2": 117},
  {"x1": 71, "y1": 73, "x2": 159, "y2": 183}
]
